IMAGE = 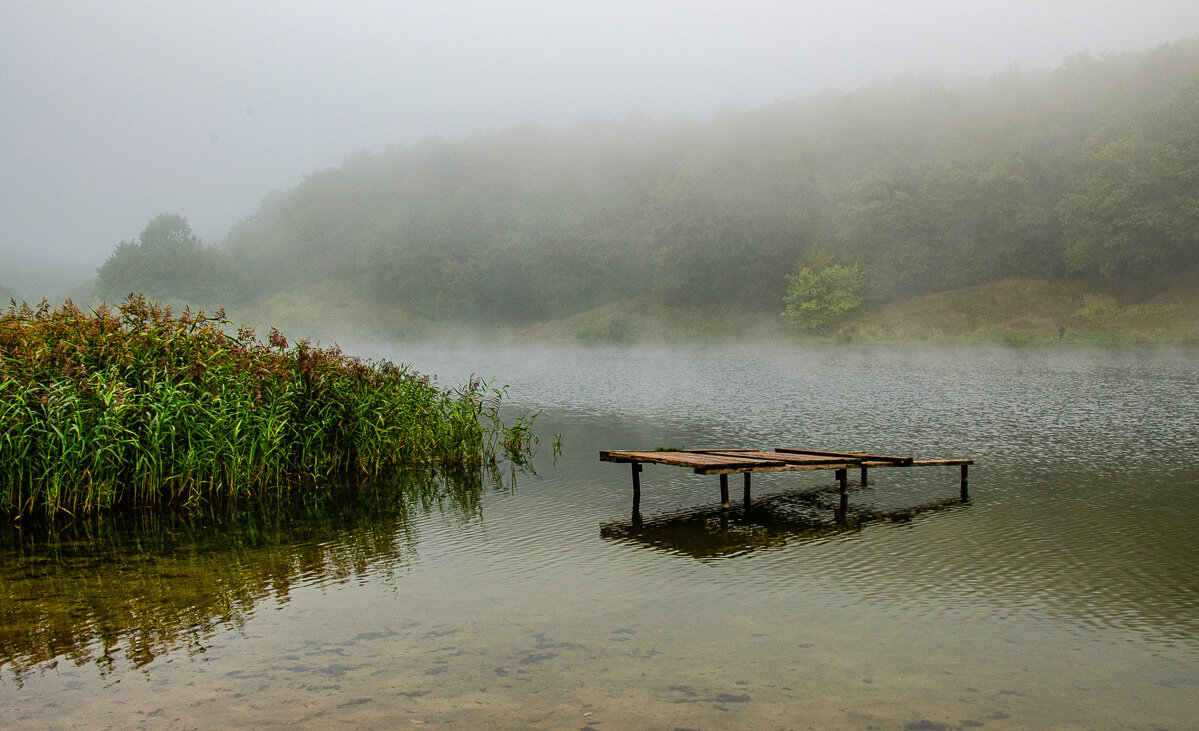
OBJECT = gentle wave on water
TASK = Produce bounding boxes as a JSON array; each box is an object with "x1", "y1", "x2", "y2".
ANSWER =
[
  {"x1": 4, "y1": 344, "x2": 1198, "y2": 727},
  {"x1": 376, "y1": 344, "x2": 1199, "y2": 647}
]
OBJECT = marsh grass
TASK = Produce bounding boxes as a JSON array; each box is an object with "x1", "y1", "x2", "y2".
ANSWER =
[{"x1": 0, "y1": 296, "x2": 536, "y2": 516}]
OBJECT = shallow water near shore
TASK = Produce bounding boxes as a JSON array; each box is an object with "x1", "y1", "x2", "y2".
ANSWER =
[{"x1": 3, "y1": 344, "x2": 1198, "y2": 728}]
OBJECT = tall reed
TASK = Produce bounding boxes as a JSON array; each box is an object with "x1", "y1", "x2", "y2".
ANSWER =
[{"x1": 0, "y1": 296, "x2": 534, "y2": 516}]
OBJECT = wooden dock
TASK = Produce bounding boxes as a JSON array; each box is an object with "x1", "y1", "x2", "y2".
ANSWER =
[{"x1": 600, "y1": 448, "x2": 972, "y2": 512}]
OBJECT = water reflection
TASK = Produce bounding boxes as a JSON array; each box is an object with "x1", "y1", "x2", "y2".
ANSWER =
[
  {"x1": 0, "y1": 466, "x2": 515, "y2": 683},
  {"x1": 5, "y1": 345, "x2": 1199, "y2": 728},
  {"x1": 601, "y1": 486, "x2": 965, "y2": 560}
]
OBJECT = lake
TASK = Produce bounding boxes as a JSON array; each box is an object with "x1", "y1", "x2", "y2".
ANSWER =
[{"x1": 3, "y1": 344, "x2": 1198, "y2": 728}]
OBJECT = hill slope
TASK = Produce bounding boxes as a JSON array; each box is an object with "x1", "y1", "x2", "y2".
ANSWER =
[
  {"x1": 187, "y1": 37, "x2": 1199, "y2": 338},
  {"x1": 518, "y1": 280, "x2": 1199, "y2": 345}
]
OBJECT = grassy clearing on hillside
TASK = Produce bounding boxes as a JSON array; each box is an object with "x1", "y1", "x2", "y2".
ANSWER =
[
  {"x1": 517, "y1": 299, "x2": 791, "y2": 343},
  {"x1": 517, "y1": 280, "x2": 1199, "y2": 345},
  {"x1": 842, "y1": 280, "x2": 1199, "y2": 345},
  {"x1": 0, "y1": 296, "x2": 535, "y2": 516},
  {"x1": 224, "y1": 278, "x2": 1199, "y2": 346}
]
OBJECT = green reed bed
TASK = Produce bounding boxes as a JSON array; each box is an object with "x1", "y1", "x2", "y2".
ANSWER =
[{"x1": 0, "y1": 296, "x2": 534, "y2": 516}]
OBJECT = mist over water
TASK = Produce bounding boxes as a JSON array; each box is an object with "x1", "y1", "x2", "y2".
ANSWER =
[{"x1": 4, "y1": 344, "x2": 1197, "y2": 727}]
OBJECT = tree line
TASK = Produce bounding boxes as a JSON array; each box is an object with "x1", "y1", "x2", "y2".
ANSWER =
[{"x1": 98, "y1": 38, "x2": 1199, "y2": 326}]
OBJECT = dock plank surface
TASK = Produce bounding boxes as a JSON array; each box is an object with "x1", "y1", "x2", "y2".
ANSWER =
[
  {"x1": 703, "y1": 450, "x2": 862, "y2": 466},
  {"x1": 600, "y1": 450, "x2": 783, "y2": 471},
  {"x1": 602, "y1": 446, "x2": 973, "y2": 510},
  {"x1": 774, "y1": 448, "x2": 913, "y2": 465}
]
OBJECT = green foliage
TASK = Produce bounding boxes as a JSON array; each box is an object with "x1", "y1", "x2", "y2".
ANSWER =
[
  {"x1": 0, "y1": 296, "x2": 535, "y2": 516},
  {"x1": 1058, "y1": 80, "x2": 1199, "y2": 293},
  {"x1": 218, "y1": 38, "x2": 1199, "y2": 321},
  {"x1": 95, "y1": 214, "x2": 249, "y2": 307},
  {"x1": 781, "y1": 262, "x2": 863, "y2": 329}
]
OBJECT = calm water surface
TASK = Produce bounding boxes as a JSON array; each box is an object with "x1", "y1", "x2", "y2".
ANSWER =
[{"x1": 3, "y1": 344, "x2": 1198, "y2": 728}]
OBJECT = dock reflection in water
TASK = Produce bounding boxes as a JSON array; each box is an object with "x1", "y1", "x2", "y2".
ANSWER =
[
  {"x1": 0, "y1": 465, "x2": 514, "y2": 683},
  {"x1": 601, "y1": 486, "x2": 965, "y2": 560}
]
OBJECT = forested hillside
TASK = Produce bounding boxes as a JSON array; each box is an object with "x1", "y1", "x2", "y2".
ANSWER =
[{"x1": 215, "y1": 39, "x2": 1198, "y2": 329}]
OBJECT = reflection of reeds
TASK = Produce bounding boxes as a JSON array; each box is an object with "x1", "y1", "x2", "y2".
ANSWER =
[
  {"x1": 0, "y1": 296, "x2": 535, "y2": 515},
  {"x1": 0, "y1": 468, "x2": 508, "y2": 682}
]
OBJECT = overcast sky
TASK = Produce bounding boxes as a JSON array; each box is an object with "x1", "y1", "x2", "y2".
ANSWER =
[{"x1": 3, "y1": 0, "x2": 1199, "y2": 287}]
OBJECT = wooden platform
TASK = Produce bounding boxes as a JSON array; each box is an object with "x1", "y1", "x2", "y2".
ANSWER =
[{"x1": 600, "y1": 448, "x2": 973, "y2": 512}]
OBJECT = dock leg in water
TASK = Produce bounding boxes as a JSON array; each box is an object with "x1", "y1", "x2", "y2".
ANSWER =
[
  {"x1": 960, "y1": 464, "x2": 969, "y2": 502},
  {"x1": 743, "y1": 473, "x2": 752, "y2": 510},
  {"x1": 860, "y1": 465, "x2": 868, "y2": 486},
  {"x1": 720, "y1": 474, "x2": 730, "y2": 510},
  {"x1": 631, "y1": 462, "x2": 642, "y2": 511},
  {"x1": 835, "y1": 468, "x2": 849, "y2": 525}
]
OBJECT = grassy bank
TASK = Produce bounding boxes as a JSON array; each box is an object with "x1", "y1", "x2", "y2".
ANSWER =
[
  {"x1": 0, "y1": 296, "x2": 534, "y2": 516},
  {"x1": 213, "y1": 278, "x2": 1199, "y2": 346},
  {"x1": 838, "y1": 280, "x2": 1199, "y2": 345},
  {"x1": 516, "y1": 280, "x2": 1199, "y2": 346}
]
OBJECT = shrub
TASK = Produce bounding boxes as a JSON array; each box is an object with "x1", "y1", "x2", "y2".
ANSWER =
[{"x1": 781, "y1": 263, "x2": 864, "y2": 330}]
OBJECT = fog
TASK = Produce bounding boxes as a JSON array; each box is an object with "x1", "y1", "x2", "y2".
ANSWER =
[{"x1": 3, "y1": 0, "x2": 1199, "y2": 296}]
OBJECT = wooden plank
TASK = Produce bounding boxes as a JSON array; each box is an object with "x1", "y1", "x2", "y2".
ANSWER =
[
  {"x1": 776, "y1": 448, "x2": 913, "y2": 465},
  {"x1": 602, "y1": 450, "x2": 775, "y2": 466},
  {"x1": 696, "y1": 461, "x2": 862, "y2": 475},
  {"x1": 600, "y1": 450, "x2": 783, "y2": 471},
  {"x1": 859, "y1": 458, "x2": 973, "y2": 467},
  {"x1": 702, "y1": 450, "x2": 864, "y2": 466},
  {"x1": 604, "y1": 449, "x2": 868, "y2": 474}
]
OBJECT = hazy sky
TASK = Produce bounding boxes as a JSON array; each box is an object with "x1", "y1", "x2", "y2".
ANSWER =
[{"x1": 3, "y1": 0, "x2": 1199, "y2": 287}]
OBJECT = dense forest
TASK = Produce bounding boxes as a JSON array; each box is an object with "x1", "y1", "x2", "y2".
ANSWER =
[{"x1": 101, "y1": 39, "x2": 1199, "y2": 331}]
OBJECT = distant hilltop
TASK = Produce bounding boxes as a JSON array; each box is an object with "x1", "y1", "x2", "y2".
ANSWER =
[{"x1": 85, "y1": 38, "x2": 1199, "y2": 343}]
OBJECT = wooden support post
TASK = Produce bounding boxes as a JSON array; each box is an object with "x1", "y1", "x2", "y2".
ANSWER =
[
  {"x1": 631, "y1": 462, "x2": 642, "y2": 511},
  {"x1": 743, "y1": 472, "x2": 752, "y2": 508},
  {"x1": 835, "y1": 468, "x2": 849, "y2": 524},
  {"x1": 720, "y1": 473, "x2": 730, "y2": 510},
  {"x1": 860, "y1": 465, "x2": 868, "y2": 486},
  {"x1": 960, "y1": 464, "x2": 969, "y2": 502}
]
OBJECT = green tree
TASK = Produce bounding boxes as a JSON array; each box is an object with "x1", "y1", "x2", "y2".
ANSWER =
[
  {"x1": 95, "y1": 214, "x2": 249, "y2": 306},
  {"x1": 781, "y1": 262, "x2": 863, "y2": 330}
]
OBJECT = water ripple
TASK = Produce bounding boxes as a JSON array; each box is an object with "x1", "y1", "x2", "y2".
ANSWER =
[{"x1": 354, "y1": 344, "x2": 1199, "y2": 650}]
